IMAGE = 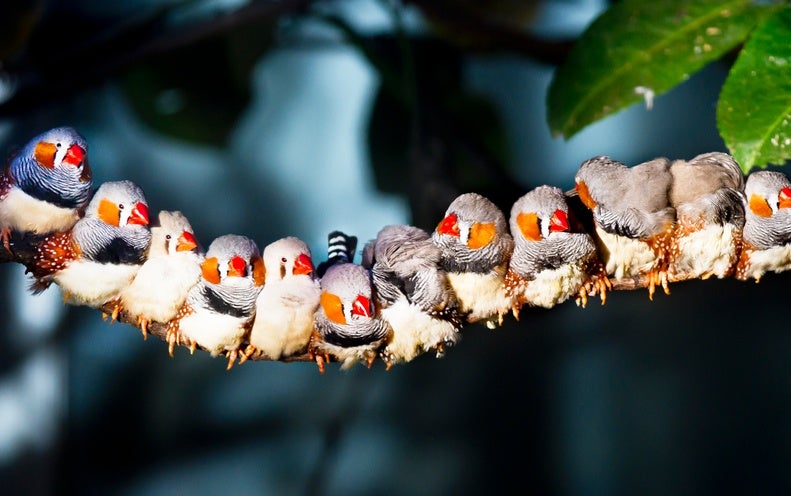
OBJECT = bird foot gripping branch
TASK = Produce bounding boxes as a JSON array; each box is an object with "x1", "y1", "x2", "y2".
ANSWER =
[{"x1": 3, "y1": 127, "x2": 791, "y2": 371}]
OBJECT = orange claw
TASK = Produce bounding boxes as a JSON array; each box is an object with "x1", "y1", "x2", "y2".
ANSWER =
[
  {"x1": 138, "y1": 317, "x2": 149, "y2": 340},
  {"x1": 314, "y1": 354, "x2": 326, "y2": 374}
]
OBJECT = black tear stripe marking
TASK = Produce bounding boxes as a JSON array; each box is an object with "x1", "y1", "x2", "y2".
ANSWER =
[{"x1": 201, "y1": 286, "x2": 250, "y2": 319}]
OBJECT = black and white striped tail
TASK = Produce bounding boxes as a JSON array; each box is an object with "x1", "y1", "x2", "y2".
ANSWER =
[{"x1": 317, "y1": 230, "x2": 358, "y2": 277}]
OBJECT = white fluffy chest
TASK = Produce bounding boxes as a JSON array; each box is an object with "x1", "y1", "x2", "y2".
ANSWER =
[
  {"x1": 55, "y1": 260, "x2": 140, "y2": 308},
  {"x1": 672, "y1": 224, "x2": 737, "y2": 278},
  {"x1": 380, "y1": 298, "x2": 460, "y2": 364},
  {"x1": 120, "y1": 255, "x2": 202, "y2": 322},
  {"x1": 743, "y1": 244, "x2": 791, "y2": 280},
  {"x1": 447, "y1": 268, "x2": 513, "y2": 323},
  {"x1": 595, "y1": 227, "x2": 656, "y2": 279},
  {"x1": 179, "y1": 311, "x2": 249, "y2": 356},
  {"x1": 519, "y1": 263, "x2": 586, "y2": 309},
  {"x1": 248, "y1": 279, "x2": 320, "y2": 359},
  {"x1": 0, "y1": 188, "x2": 80, "y2": 233}
]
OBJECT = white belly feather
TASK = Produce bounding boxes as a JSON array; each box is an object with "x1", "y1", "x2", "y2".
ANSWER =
[
  {"x1": 447, "y1": 268, "x2": 513, "y2": 325},
  {"x1": 120, "y1": 254, "x2": 202, "y2": 323},
  {"x1": 743, "y1": 244, "x2": 791, "y2": 280},
  {"x1": 519, "y1": 263, "x2": 586, "y2": 309},
  {"x1": 672, "y1": 224, "x2": 737, "y2": 278},
  {"x1": 595, "y1": 226, "x2": 656, "y2": 279},
  {"x1": 178, "y1": 310, "x2": 249, "y2": 357},
  {"x1": 55, "y1": 260, "x2": 140, "y2": 308},
  {"x1": 248, "y1": 279, "x2": 320, "y2": 359},
  {"x1": 0, "y1": 188, "x2": 80, "y2": 234},
  {"x1": 380, "y1": 298, "x2": 460, "y2": 364}
]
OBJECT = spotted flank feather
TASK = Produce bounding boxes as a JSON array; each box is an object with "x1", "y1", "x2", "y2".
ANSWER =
[{"x1": 28, "y1": 231, "x2": 79, "y2": 293}]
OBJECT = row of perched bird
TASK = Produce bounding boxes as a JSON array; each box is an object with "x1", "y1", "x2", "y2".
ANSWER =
[{"x1": 1, "y1": 126, "x2": 790, "y2": 372}]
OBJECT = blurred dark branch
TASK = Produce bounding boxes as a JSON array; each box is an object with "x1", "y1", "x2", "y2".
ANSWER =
[
  {"x1": 405, "y1": 0, "x2": 575, "y2": 64},
  {"x1": 0, "y1": 0, "x2": 316, "y2": 117}
]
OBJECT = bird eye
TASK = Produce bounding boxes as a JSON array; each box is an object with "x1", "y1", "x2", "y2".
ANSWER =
[
  {"x1": 165, "y1": 234, "x2": 172, "y2": 240},
  {"x1": 281, "y1": 257, "x2": 287, "y2": 263},
  {"x1": 118, "y1": 203, "x2": 125, "y2": 210},
  {"x1": 56, "y1": 142, "x2": 62, "y2": 148}
]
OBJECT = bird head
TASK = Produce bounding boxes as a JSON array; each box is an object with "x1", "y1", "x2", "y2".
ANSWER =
[
  {"x1": 27, "y1": 126, "x2": 91, "y2": 180},
  {"x1": 745, "y1": 171, "x2": 791, "y2": 218},
  {"x1": 89, "y1": 180, "x2": 150, "y2": 228},
  {"x1": 436, "y1": 193, "x2": 506, "y2": 250}
]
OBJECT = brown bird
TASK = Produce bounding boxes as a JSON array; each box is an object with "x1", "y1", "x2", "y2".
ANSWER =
[
  {"x1": 667, "y1": 152, "x2": 745, "y2": 280},
  {"x1": 574, "y1": 155, "x2": 675, "y2": 299}
]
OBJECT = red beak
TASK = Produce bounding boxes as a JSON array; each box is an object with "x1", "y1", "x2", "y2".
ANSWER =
[
  {"x1": 351, "y1": 295, "x2": 371, "y2": 318},
  {"x1": 128, "y1": 202, "x2": 150, "y2": 226},
  {"x1": 437, "y1": 213, "x2": 460, "y2": 237},
  {"x1": 176, "y1": 231, "x2": 198, "y2": 252},
  {"x1": 63, "y1": 144, "x2": 85, "y2": 166},
  {"x1": 293, "y1": 253, "x2": 314, "y2": 276},
  {"x1": 228, "y1": 256, "x2": 247, "y2": 277},
  {"x1": 779, "y1": 187, "x2": 791, "y2": 209},
  {"x1": 549, "y1": 209, "x2": 569, "y2": 232}
]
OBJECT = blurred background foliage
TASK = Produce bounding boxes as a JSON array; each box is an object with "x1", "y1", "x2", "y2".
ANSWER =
[{"x1": 0, "y1": 1, "x2": 788, "y2": 495}]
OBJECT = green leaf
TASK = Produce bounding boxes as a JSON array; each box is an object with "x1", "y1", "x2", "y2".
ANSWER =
[
  {"x1": 718, "y1": 7, "x2": 791, "y2": 172},
  {"x1": 547, "y1": 0, "x2": 780, "y2": 139}
]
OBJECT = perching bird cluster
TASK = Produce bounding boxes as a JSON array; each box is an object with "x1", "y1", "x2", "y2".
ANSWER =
[{"x1": 2, "y1": 126, "x2": 791, "y2": 372}]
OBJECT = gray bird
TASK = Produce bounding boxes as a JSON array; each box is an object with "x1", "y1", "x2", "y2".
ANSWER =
[
  {"x1": 667, "y1": 151, "x2": 746, "y2": 280},
  {"x1": 363, "y1": 224, "x2": 464, "y2": 367},
  {"x1": 431, "y1": 192, "x2": 515, "y2": 328},
  {"x1": 309, "y1": 261, "x2": 391, "y2": 373},
  {"x1": 735, "y1": 170, "x2": 791, "y2": 281},
  {"x1": 574, "y1": 155, "x2": 675, "y2": 299},
  {"x1": 0, "y1": 126, "x2": 92, "y2": 247},
  {"x1": 166, "y1": 234, "x2": 265, "y2": 369},
  {"x1": 505, "y1": 185, "x2": 610, "y2": 314},
  {"x1": 28, "y1": 180, "x2": 151, "y2": 309}
]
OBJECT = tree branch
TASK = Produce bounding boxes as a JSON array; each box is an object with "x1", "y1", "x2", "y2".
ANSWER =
[{"x1": 1, "y1": 227, "x2": 702, "y2": 368}]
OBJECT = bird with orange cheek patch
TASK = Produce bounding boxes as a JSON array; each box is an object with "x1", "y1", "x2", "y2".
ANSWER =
[
  {"x1": 505, "y1": 186, "x2": 610, "y2": 315},
  {"x1": 431, "y1": 192, "x2": 515, "y2": 328},
  {"x1": 242, "y1": 236, "x2": 321, "y2": 361},
  {"x1": 309, "y1": 261, "x2": 391, "y2": 373},
  {"x1": 166, "y1": 234, "x2": 265, "y2": 369},
  {"x1": 574, "y1": 155, "x2": 675, "y2": 300},
  {"x1": 113, "y1": 210, "x2": 204, "y2": 339},
  {"x1": 735, "y1": 170, "x2": 791, "y2": 282},
  {"x1": 309, "y1": 231, "x2": 391, "y2": 373},
  {"x1": 27, "y1": 180, "x2": 151, "y2": 309},
  {"x1": 0, "y1": 126, "x2": 92, "y2": 249}
]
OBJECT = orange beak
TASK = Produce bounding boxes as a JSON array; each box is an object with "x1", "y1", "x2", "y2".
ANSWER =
[
  {"x1": 351, "y1": 294, "x2": 371, "y2": 318},
  {"x1": 293, "y1": 253, "x2": 314, "y2": 276},
  {"x1": 176, "y1": 231, "x2": 198, "y2": 252},
  {"x1": 779, "y1": 187, "x2": 791, "y2": 209},
  {"x1": 63, "y1": 144, "x2": 85, "y2": 166},
  {"x1": 549, "y1": 209, "x2": 569, "y2": 232},
  {"x1": 128, "y1": 202, "x2": 150, "y2": 226},
  {"x1": 227, "y1": 256, "x2": 246, "y2": 277}
]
